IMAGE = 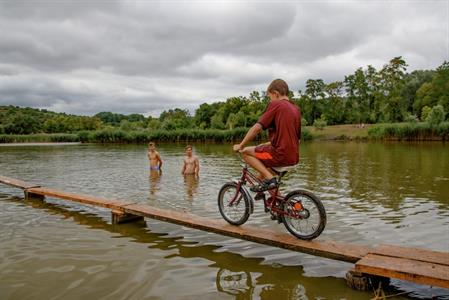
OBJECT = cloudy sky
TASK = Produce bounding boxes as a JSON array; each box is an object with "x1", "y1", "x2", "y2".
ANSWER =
[{"x1": 0, "y1": 0, "x2": 448, "y2": 117}]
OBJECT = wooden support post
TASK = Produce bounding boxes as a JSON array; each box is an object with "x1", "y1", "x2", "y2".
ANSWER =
[
  {"x1": 24, "y1": 190, "x2": 45, "y2": 201},
  {"x1": 346, "y1": 268, "x2": 390, "y2": 291},
  {"x1": 111, "y1": 210, "x2": 144, "y2": 224}
]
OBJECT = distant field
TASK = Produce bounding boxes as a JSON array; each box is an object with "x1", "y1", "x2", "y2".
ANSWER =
[{"x1": 307, "y1": 124, "x2": 371, "y2": 140}]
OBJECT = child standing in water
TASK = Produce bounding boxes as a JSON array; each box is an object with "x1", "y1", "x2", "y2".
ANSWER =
[
  {"x1": 182, "y1": 145, "x2": 200, "y2": 176},
  {"x1": 147, "y1": 142, "x2": 163, "y2": 171}
]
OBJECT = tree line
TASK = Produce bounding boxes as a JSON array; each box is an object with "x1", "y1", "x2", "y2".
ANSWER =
[{"x1": 1, "y1": 57, "x2": 447, "y2": 136}]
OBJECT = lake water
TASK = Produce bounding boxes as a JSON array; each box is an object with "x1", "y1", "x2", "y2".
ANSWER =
[{"x1": 0, "y1": 142, "x2": 448, "y2": 299}]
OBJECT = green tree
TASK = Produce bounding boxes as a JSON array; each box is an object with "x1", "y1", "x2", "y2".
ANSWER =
[
  {"x1": 4, "y1": 114, "x2": 40, "y2": 134},
  {"x1": 378, "y1": 57, "x2": 408, "y2": 122},
  {"x1": 421, "y1": 106, "x2": 432, "y2": 122},
  {"x1": 211, "y1": 113, "x2": 225, "y2": 129},
  {"x1": 414, "y1": 62, "x2": 449, "y2": 119},
  {"x1": 427, "y1": 105, "x2": 445, "y2": 126}
]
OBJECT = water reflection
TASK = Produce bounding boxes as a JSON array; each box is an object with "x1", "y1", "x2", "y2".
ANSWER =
[
  {"x1": 149, "y1": 170, "x2": 162, "y2": 196},
  {"x1": 0, "y1": 196, "x2": 369, "y2": 299},
  {"x1": 1, "y1": 142, "x2": 449, "y2": 299},
  {"x1": 183, "y1": 174, "x2": 199, "y2": 201}
]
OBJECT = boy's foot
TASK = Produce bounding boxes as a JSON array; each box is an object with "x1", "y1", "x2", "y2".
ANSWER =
[
  {"x1": 254, "y1": 192, "x2": 265, "y2": 201},
  {"x1": 250, "y1": 177, "x2": 279, "y2": 192}
]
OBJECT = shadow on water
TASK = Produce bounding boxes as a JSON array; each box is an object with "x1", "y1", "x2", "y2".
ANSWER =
[{"x1": 0, "y1": 194, "x2": 389, "y2": 300}]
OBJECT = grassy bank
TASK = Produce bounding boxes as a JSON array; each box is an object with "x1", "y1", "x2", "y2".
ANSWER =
[
  {"x1": 1, "y1": 123, "x2": 447, "y2": 143},
  {"x1": 0, "y1": 128, "x2": 312, "y2": 144},
  {"x1": 306, "y1": 124, "x2": 371, "y2": 140},
  {"x1": 367, "y1": 122, "x2": 449, "y2": 141},
  {"x1": 0, "y1": 133, "x2": 79, "y2": 143}
]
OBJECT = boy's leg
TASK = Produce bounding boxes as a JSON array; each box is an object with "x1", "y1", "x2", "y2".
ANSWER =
[{"x1": 240, "y1": 146, "x2": 274, "y2": 179}]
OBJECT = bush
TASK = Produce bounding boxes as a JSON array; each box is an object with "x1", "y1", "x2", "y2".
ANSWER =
[
  {"x1": 313, "y1": 118, "x2": 327, "y2": 130},
  {"x1": 428, "y1": 105, "x2": 445, "y2": 126},
  {"x1": 367, "y1": 122, "x2": 448, "y2": 140},
  {"x1": 0, "y1": 133, "x2": 79, "y2": 143},
  {"x1": 404, "y1": 114, "x2": 418, "y2": 123}
]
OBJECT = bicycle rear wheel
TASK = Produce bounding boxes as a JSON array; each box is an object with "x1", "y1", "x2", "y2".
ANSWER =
[
  {"x1": 218, "y1": 182, "x2": 250, "y2": 225},
  {"x1": 281, "y1": 190, "x2": 326, "y2": 240}
]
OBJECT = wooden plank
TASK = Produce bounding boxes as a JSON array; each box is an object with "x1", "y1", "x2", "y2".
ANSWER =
[
  {"x1": 122, "y1": 203, "x2": 370, "y2": 263},
  {"x1": 356, "y1": 254, "x2": 449, "y2": 289},
  {"x1": 372, "y1": 244, "x2": 449, "y2": 266},
  {"x1": 26, "y1": 187, "x2": 136, "y2": 211},
  {"x1": 0, "y1": 175, "x2": 40, "y2": 189},
  {"x1": 19, "y1": 186, "x2": 371, "y2": 263}
]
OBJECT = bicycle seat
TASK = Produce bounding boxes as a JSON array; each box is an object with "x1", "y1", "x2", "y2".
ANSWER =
[{"x1": 271, "y1": 165, "x2": 296, "y2": 176}]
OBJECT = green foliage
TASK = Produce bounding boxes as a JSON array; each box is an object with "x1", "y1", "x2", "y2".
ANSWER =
[
  {"x1": 0, "y1": 133, "x2": 79, "y2": 143},
  {"x1": 427, "y1": 105, "x2": 445, "y2": 126},
  {"x1": 414, "y1": 61, "x2": 449, "y2": 119},
  {"x1": 404, "y1": 114, "x2": 418, "y2": 123},
  {"x1": 367, "y1": 122, "x2": 449, "y2": 140},
  {"x1": 313, "y1": 116, "x2": 327, "y2": 130},
  {"x1": 421, "y1": 106, "x2": 432, "y2": 122},
  {"x1": 301, "y1": 127, "x2": 312, "y2": 141},
  {"x1": 71, "y1": 128, "x2": 251, "y2": 143}
]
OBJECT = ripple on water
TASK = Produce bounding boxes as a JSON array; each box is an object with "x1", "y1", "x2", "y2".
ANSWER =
[{"x1": 1, "y1": 142, "x2": 448, "y2": 299}]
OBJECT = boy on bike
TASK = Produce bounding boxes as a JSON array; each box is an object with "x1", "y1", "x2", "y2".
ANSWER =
[{"x1": 233, "y1": 79, "x2": 301, "y2": 192}]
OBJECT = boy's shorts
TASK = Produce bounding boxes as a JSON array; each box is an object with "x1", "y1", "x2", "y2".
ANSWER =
[{"x1": 254, "y1": 145, "x2": 284, "y2": 168}]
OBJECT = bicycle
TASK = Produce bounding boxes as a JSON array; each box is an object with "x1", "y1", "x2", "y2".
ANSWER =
[{"x1": 218, "y1": 155, "x2": 326, "y2": 240}]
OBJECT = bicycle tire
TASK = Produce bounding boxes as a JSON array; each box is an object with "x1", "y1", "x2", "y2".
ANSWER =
[
  {"x1": 281, "y1": 190, "x2": 326, "y2": 240},
  {"x1": 218, "y1": 182, "x2": 251, "y2": 225}
]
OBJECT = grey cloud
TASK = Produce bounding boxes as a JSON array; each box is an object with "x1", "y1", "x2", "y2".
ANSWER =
[{"x1": 0, "y1": 1, "x2": 447, "y2": 116}]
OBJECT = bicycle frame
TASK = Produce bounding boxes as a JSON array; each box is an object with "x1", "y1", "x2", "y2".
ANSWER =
[
  {"x1": 219, "y1": 157, "x2": 326, "y2": 240},
  {"x1": 229, "y1": 163, "x2": 293, "y2": 218}
]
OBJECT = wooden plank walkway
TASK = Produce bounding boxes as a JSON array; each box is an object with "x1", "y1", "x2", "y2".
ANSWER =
[{"x1": 1, "y1": 175, "x2": 448, "y2": 290}]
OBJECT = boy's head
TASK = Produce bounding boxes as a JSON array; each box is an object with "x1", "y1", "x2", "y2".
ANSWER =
[
  {"x1": 185, "y1": 145, "x2": 192, "y2": 156},
  {"x1": 148, "y1": 142, "x2": 156, "y2": 150},
  {"x1": 267, "y1": 79, "x2": 289, "y2": 98}
]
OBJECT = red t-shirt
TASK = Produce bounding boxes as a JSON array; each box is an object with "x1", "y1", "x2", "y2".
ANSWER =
[{"x1": 257, "y1": 100, "x2": 301, "y2": 166}]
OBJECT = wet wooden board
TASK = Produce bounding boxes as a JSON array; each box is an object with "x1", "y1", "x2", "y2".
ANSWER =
[
  {"x1": 26, "y1": 187, "x2": 137, "y2": 211},
  {"x1": 356, "y1": 253, "x2": 449, "y2": 289},
  {"x1": 0, "y1": 175, "x2": 40, "y2": 189},
  {"x1": 372, "y1": 244, "x2": 449, "y2": 266},
  {"x1": 122, "y1": 203, "x2": 370, "y2": 263},
  {"x1": 25, "y1": 187, "x2": 369, "y2": 262}
]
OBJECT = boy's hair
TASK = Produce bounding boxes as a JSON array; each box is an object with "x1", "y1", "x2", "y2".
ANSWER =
[
  {"x1": 267, "y1": 79, "x2": 289, "y2": 96},
  {"x1": 185, "y1": 145, "x2": 192, "y2": 150}
]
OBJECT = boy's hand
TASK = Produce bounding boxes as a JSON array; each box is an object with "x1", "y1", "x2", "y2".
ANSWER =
[{"x1": 233, "y1": 144, "x2": 243, "y2": 152}]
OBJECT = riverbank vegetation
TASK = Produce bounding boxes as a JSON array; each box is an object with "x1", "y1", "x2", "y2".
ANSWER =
[{"x1": 1, "y1": 57, "x2": 447, "y2": 143}]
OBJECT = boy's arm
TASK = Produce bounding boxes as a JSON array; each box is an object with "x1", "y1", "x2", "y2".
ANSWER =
[
  {"x1": 233, "y1": 123, "x2": 263, "y2": 151},
  {"x1": 194, "y1": 157, "x2": 200, "y2": 176},
  {"x1": 157, "y1": 153, "x2": 163, "y2": 168},
  {"x1": 181, "y1": 159, "x2": 186, "y2": 175}
]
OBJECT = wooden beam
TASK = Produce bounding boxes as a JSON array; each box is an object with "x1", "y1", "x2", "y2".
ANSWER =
[
  {"x1": 26, "y1": 187, "x2": 136, "y2": 211},
  {"x1": 111, "y1": 210, "x2": 144, "y2": 224},
  {"x1": 0, "y1": 175, "x2": 40, "y2": 190},
  {"x1": 355, "y1": 254, "x2": 449, "y2": 289},
  {"x1": 122, "y1": 203, "x2": 370, "y2": 263},
  {"x1": 25, "y1": 187, "x2": 370, "y2": 262},
  {"x1": 371, "y1": 244, "x2": 449, "y2": 266}
]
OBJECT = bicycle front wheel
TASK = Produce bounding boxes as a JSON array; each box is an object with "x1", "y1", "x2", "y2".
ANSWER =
[
  {"x1": 281, "y1": 190, "x2": 326, "y2": 240},
  {"x1": 218, "y1": 182, "x2": 250, "y2": 225}
]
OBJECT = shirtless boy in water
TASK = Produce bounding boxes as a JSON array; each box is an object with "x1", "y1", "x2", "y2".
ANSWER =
[
  {"x1": 181, "y1": 145, "x2": 199, "y2": 176},
  {"x1": 147, "y1": 142, "x2": 163, "y2": 171}
]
